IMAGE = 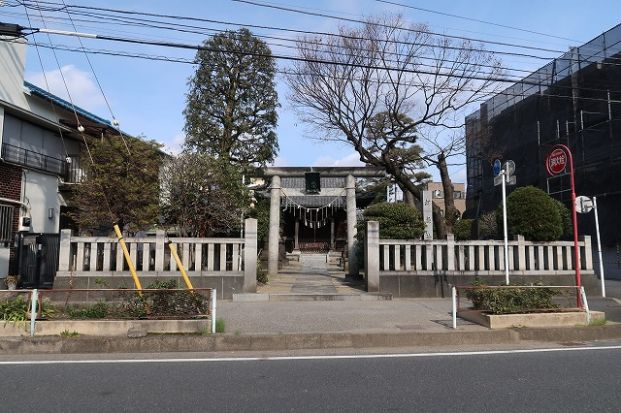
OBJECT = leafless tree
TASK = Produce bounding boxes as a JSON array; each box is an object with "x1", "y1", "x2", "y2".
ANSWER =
[{"x1": 286, "y1": 15, "x2": 502, "y2": 237}]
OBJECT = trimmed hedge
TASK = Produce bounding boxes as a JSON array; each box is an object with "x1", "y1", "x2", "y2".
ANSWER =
[
  {"x1": 465, "y1": 281, "x2": 560, "y2": 314},
  {"x1": 360, "y1": 202, "x2": 425, "y2": 239},
  {"x1": 496, "y1": 186, "x2": 563, "y2": 241},
  {"x1": 553, "y1": 199, "x2": 572, "y2": 239},
  {"x1": 454, "y1": 219, "x2": 474, "y2": 241}
]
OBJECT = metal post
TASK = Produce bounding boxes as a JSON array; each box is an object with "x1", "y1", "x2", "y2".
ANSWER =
[
  {"x1": 451, "y1": 286, "x2": 457, "y2": 330},
  {"x1": 501, "y1": 170, "x2": 510, "y2": 285},
  {"x1": 211, "y1": 288, "x2": 217, "y2": 334},
  {"x1": 580, "y1": 286, "x2": 591, "y2": 324},
  {"x1": 30, "y1": 289, "x2": 38, "y2": 337},
  {"x1": 593, "y1": 197, "x2": 606, "y2": 298},
  {"x1": 566, "y1": 148, "x2": 582, "y2": 306}
]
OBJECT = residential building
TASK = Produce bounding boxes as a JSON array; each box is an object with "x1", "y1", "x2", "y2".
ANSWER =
[
  {"x1": 0, "y1": 38, "x2": 116, "y2": 282},
  {"x1": 427, "y1": 181, "x2": 466, "y2": 217}
]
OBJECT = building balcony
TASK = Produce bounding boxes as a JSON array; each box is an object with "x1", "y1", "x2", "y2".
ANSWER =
[{"x1": 0, "y1": 143, "x2": 84, "y2": 183}]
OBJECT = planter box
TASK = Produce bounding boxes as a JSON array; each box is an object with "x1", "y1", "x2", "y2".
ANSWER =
[
  {"x1": 0, "y1": 319, "x2": 211, "y2": 337},
  {"x1": 458, "y1": 309, "x2": 605, "y2": 329}
]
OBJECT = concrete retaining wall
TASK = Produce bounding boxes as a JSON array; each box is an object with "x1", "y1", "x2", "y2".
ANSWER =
[
  {"x1": 0, "y1": 319, "x2": 211, "y2": 337},
  {"x1": 53, "y1": 275, "x2": 243, "y2": 300},
  {"x1": 378, "y1": 273, "x2": 600, "y2": 298},
  {"x1": 459, "y1": 309, "x2": 605, "y2": 329}
]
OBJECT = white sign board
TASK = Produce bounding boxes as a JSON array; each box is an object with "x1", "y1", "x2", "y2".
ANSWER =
[
  {"x1": 422, "y1": 190, "x2": 433, "y2": 240},
  {"x1": 575, "y1": 195, "x2": 593, "y2": 214}
]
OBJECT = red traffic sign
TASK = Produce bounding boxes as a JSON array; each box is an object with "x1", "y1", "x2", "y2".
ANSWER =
[{"x1": 546, "y1": 147, "x2": 568, "y2": 176}]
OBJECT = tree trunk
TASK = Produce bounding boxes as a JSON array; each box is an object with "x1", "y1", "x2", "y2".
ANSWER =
[
  {"x1": 397, "y1": 182, "x2": 417, "y2": 208},
  {"x1": 437, "y1": 151, "x2": 460, "y2": 234},
  {"x1": 389, "y1": 164, "x2": 447, "y2": 239}
]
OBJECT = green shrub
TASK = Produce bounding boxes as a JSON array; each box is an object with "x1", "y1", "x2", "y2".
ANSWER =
[
  {"x1": 0, "y1": 296, "x2": 28, "y2": 324},
  {"x1": 0, "y1": 296, "x2": 56, "y2": 323},
  {"x1": 68, "y1": 302, "x2": 109, "y2": 319},
  {"x1": 478, "y1": 211, "x2": 498, "y2": 239},
  {"x1": 453, "y1": 219, "x2": 474, "y2": 240},
  {"x1": 465, "y1": 281, "x2": 560, "y2": 314},
  {"x1": 496, "y1": 186, "x2": 563, "y2": 241},
  {"x1": 553, "y1": 199, "x2": 572, "y2": 239},
  {"x1": 256, "y1": 261, "x2": 268, "y2": 284},
  {"x1": 215, "y1": 318, "x2": 225, "y2": 333},
  {"x1": 359, "y1": 203, "x2": 425, "y2": 239}
]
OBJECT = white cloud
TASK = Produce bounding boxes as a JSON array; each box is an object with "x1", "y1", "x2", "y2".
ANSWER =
[
  {"x1": 26, "y1": 65, "x2": 106, "y2": 113},
  {"x1": 162, "y1": 131, "x2": 185, "y2": 155},
  {"x1": 313, "y1": 152, "x2": 364, "y2": 167}
]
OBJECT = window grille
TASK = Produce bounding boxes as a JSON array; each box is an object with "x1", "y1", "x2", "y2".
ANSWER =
[{"x1": 0, "y1": 204, "x2": 14, "y2": 243}]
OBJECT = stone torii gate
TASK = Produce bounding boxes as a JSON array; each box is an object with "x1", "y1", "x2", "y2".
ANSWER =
[{"x1": 264, "y1": 167, "x2": 385, "y2": 277}]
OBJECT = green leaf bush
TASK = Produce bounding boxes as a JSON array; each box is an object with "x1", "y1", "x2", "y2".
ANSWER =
[
  {"x1": 454, "y1": 219, "x2": 474, "y2": 240},
  {"x1": 358, "y1": 203, "x2": 425, "y2": 239},
  {"x1": 465, "y1": 281, "x2": 560, "y2": 314},
  {"x1": 496, "y1": 186, "x2": 563, "y2": 241}
]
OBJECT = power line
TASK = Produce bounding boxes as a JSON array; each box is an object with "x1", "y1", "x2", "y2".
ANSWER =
[
  {"x1": 375, "y1": 0, "x2": 583, "y2": 43},
  {"x1": 16, "y1": 0, "x2": 621, "y2": 65},
  {"x1": 56, "y1": 0, "x2": 132, "y2": 156},
  {"x1": 9, "y1": 38, "x2": 620, "y2": 106},
  {"x1": 230, "y1": 0, "x2": 615, "y2": 60}
]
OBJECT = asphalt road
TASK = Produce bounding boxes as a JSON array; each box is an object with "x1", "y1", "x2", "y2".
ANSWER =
[{"x1": 2, "y1": 345, "x2": 621, "y2": 412}]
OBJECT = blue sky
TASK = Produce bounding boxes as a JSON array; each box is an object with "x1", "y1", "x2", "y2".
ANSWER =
[{"x1": 2, "y1": 0, "x2": 620, "y2": 181}]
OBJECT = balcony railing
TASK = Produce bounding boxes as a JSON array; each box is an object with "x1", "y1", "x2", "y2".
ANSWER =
[
  {"x1": 1, "y1": 142, "x2": 66, "y2": 176},
  {"x1": 0, "y1": 143, "x2": 86, "y2": 183}
]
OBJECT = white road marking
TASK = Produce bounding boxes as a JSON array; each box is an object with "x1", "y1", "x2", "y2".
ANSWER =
[{"x1": 0, "y1": 345, "x2": 620, "y2": 365}]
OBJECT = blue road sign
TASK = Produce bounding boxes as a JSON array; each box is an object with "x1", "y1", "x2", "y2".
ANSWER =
[{"x1": 493, "y1": 159, "x2": 502, "y2": 176}]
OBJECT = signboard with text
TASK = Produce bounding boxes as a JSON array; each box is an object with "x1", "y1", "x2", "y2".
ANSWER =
[{"x1": 546, "y1": 147, "x2": 568, "y2": 176}]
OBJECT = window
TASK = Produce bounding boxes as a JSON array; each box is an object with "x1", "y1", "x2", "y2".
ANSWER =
[
  {"x1": 454, "y1": 191, "x2": 463, "y2": 199},
  {"x1": 0, "y1": 204, "x2": 14, "y2": 244}
]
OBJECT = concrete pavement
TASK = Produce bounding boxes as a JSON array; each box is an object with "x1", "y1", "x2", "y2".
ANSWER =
[{"x1": 2, "y1": 266, "x2": 621, "y2": 355}]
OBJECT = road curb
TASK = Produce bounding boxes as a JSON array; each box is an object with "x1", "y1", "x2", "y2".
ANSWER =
[{"x1": 1, "y1": 325, "x2": 621, "y2": 354}]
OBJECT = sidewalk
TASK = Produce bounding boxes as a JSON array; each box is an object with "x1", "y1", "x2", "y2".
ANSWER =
[
  {"x1": 219, "y1": 299, "x2": 479, "y2": 335},
  {"x1": 2, "y1": 276, "x2": 621, "y2": 356}
]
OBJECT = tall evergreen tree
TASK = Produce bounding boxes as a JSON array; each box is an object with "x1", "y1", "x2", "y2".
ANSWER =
[{"x1": 184, "y1": 28, "x2": 279, "y2": 166}]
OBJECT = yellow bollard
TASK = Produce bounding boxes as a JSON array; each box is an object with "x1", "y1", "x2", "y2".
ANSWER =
[
  {"x1": 168, "y1": 241, "x2": 194, "y2": 290},
  {"x1": 113, "y1": 224, "x2": 143, "y2": 292}
]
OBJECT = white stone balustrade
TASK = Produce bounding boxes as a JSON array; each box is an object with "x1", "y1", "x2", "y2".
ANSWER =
[
  {"x1": 56, "y1": 219, "x2": 258, "y2": 293},
  {"x1": 365, "y1": 220, "x2": 594, "y2": 292}
]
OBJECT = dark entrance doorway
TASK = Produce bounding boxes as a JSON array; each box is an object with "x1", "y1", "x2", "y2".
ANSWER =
[{"x1": 17, "y1": 233, "x2": 59, "y2": 289}]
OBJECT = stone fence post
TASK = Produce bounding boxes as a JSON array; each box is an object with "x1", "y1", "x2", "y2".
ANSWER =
[
  {"x1": 581, "y1": 235, "x2": 593, "y2": 270},
  {"x1": 446, "y1": 234, "x2": 455, "y2": 271},
  {"x1": 365, "y1": 221, "x2": 380, "y2": 292},
  {"x1": 516, "y1": 235, "x2": 526, "y2": 270},
  {"x1": 244, "y1": 218, "x2": 258, "y2": 293},
  {"x1": 155, "y1": 230, "x2": 166, "y2": 272},
  {"x1": 58, "y1": 229, "x2": 72, "y2": 271}
]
